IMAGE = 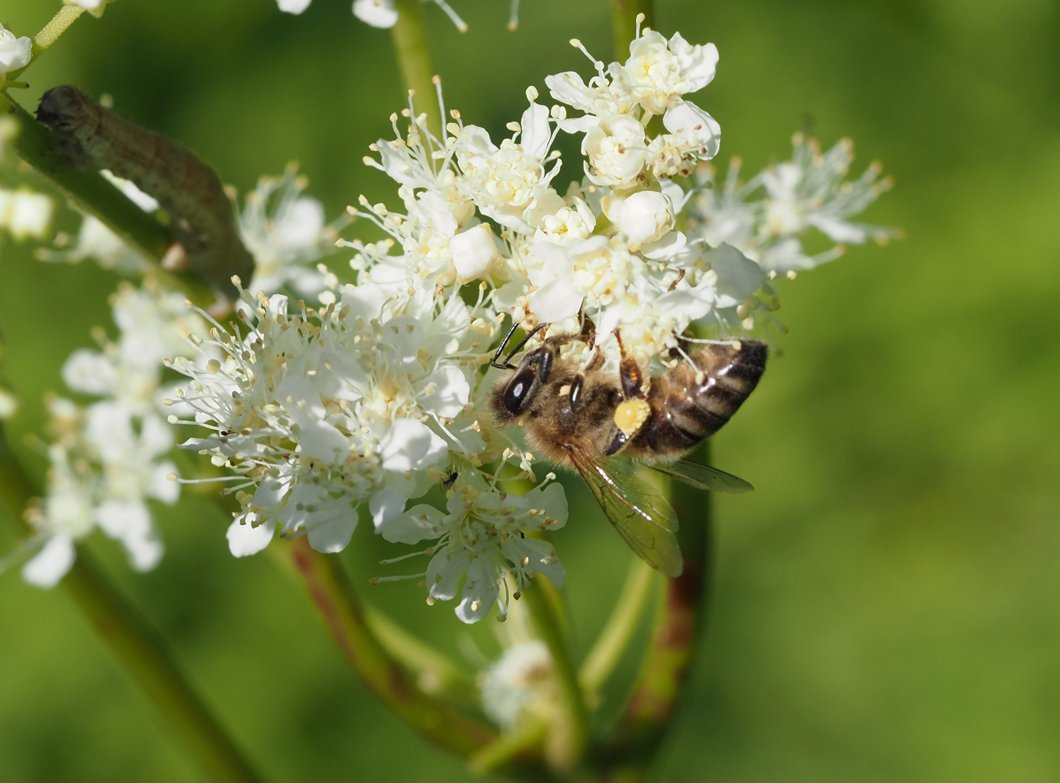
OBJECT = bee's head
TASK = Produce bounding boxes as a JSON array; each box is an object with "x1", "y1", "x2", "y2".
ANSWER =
[
  {"x1": 490, "y1": 360, "x2": 541, "y2": 423},
  {"x1": 489, "y1": 339, "x2": 560, "y2": 423}
]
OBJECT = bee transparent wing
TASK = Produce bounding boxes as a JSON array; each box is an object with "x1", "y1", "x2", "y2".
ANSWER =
[
  {"x1": 568, "y1": 452, "x2": 684, "y2": 578},
  {"x1": 650, "y1": 459, "x2": 754, "y2": 494}
]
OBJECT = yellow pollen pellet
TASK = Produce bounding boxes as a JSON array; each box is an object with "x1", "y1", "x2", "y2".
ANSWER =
[{"x1": 613, "y1": 398, "x2": 650, "y2": 438}]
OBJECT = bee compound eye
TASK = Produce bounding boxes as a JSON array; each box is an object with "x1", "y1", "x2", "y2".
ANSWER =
[{"x1": 503, "y1": 367, "x2": 537, "y2": 414}]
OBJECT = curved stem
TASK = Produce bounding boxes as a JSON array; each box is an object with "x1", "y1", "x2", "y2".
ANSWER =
[
  {"x1": 600, "y1": 443, "x2": 713, "y2": 777},
  {"x1": 279, "y1": 539, "x2": 496, "y2": 756},
  {"x1": 609, "y1": 0, "x2": 654, "y2": 58},
  {"x1": 390, "y1": 0, "x2": 443, "y2": 138},
  {"x1": 261, "y1": 541, "x2": 479, "y2": 708},
  {"x1": 521, "y1": 575, "x2": 591, "y2": 772},
  {"x1": 0, "y1": 431, "x2": 263, "y2": 783},
  {"x1": 579, "y1": 557, "x2": 657, "y2": 692}
]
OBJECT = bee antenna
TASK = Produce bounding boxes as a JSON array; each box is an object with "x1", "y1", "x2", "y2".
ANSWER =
[{"x1": 491, "y1": 321, "x2": 549, "y2": 370}]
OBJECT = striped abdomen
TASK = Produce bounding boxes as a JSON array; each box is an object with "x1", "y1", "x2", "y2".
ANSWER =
[{"x1": 627, "y1": 340, "x2": 767, "y2": 458}]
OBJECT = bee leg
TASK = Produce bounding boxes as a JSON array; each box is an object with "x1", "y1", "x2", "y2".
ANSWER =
[
  {"x1": 578, "y1": 313, "x2": 597, "y2": 347},
  {"x1": 613, "y1": 329, "x2": 646, "y2": 400},
  {"x1": 607, "y1": 330, "x2": 652, "y2": 456},
  {"x1": 567, "y1": 347, "x2": 603, "y2": 410}
]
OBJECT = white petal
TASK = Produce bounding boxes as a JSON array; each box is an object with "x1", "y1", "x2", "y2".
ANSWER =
[
  {"x1": 352, "y1": 0, "x2": 398, "y2": 27},
  {"x1": 530, "y1": 278, "x2": 584, "y2": 323},
  {"x1": 450, "y1": 223, "x2": 499, "y2": 282},
  {"x1": 379, "y1": 419, "x2": 448, "y2": 473},
  {"x1": 519, "y1": 102, "x2": 552, "y2": 160},
  {"x1": 277, "y1": 0, "x2": 312, "y2": 14},
  {"x1": 22, "y1": 535, "x2": 76, "y2": 588},
  {"x1": 369, "y1": 488, "x2": 409, "y2": 530},
  {"x1": 663, "y1": 100, "x2": 721, "y2": 161},
  {"x1": 227, "y1": 516, "x2": 276, "y2": 557},
  {"x1": 421, "y1": 365, "x2": 470, "y2": 419},
  {"x1": 455, "y1": 556, "x2": 499, "y2": 623},
  {"x1": 62, "y1": 349, "x2": 117, "y2": 396},
  {"x1": 380, "y1": 504, "x2": 447, "y2": 544}
]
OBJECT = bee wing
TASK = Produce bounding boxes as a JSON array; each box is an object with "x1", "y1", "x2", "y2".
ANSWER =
[
  {"x1": 650, "y1": 459, "x2": 755, "y2": 494},
  {"x1": 568, "y1": 451, "x2": 684, "y2": 578}
]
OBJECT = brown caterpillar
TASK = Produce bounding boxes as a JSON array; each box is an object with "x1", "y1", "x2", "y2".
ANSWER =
[{"x1": 37, "y1": 85, "x2": 253, "y2": 290}]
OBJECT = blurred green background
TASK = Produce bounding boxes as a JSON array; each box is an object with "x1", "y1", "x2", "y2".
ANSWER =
[{"x1": 2, "y1": 0, "x2": 1058, "y2": 781}]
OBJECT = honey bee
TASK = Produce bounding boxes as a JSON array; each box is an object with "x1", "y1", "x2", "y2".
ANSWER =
[{"x1": 490, "y1": 321, "x2": 767, "y2": 577}]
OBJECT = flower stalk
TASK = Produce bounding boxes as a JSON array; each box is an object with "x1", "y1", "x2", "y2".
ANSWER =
[
  {"x1": 610, "y1": 1, "x2": 654, "y2": 56},
  {"x1": 390, "y1": 0, "x2": 443, "y2": 137},
  {"x1": 522, "y1": 575, "x2": 591, "y2": 771},
  {"x1": 280, "y1": 538, "x2": 497, "y2": 756},
  {"x1": 0, "y1": 428, "x2": 262, "y2": 783}
]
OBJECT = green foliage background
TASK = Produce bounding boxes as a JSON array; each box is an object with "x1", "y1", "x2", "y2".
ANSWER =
[{"x1": 1, "y1": 1, "x2": 1058, "y2": 780}]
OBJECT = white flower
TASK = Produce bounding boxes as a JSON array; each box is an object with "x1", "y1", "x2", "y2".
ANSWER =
[
  {"x1": 602, "y1": 190, "x2": 675, "y2": 251},
  {"x1": 0, "y1": 387, "x2": 17, "y2": 419},
  {"x1": 611, "y1": 31, "x2": 719, "y2": 115},
  {"x1": 64, "y1": 0, "x2": 111, "y2": 14},
  {"x1": 22, "y1": 399, "x2": 177, "y2": 587},
  {"x1": 0, "y1": 24, "x2": 31, "y2": 74},
  {"x1": 41, "y1": 172, "x2": 156, "y2": 272},
  {"x1": 689, "y1": 134, "x2": 894, "y2": 273},
  {"x1": 450, "y1": 223, "x2": 500, "y2": 282},
  {"x1": 352, "y1": 0, "x2": 398, "y2": 27},
  {"x1": 454, "y1": 96, "x2": 560, "y2": 231},
  {"x1": 481, "y1": 641, "x2": 553, "y2": 728},
  {"x1": 168, "y1": 283, "x2": 495, "y2": 559},
  {"x1": 581, "y1": 114, "x2": 647, "y2": 190},
  {"x1": 277, "y1": 0, "x2": 312, "y2": 13},
  {"x1": 0, "y1": 189, "x2": 54, "y2": 241},
  {"x1": 382, "y1": 471, "x2": 567, "y2": 623},
  {"x1": 239, "y1": 167, "x2": 340, "y2": 299}
]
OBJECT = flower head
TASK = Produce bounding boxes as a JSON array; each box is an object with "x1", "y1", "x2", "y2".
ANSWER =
[{"x1": 0, "y1": 24, "x2": 31, "y2": 75}]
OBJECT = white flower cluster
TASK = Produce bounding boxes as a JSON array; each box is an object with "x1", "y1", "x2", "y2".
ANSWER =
[
  {"x1": 22, "y1": 286, "x2": 201, "y2": 586},
  {"x1": 22, "y1": 169, "x2": 337, "y2": 586},
  {"x1": 689, "y1": 133, "x2": 894, "y2": 273},
  {"x1": 172, "y1": 27, "x2": 890, "y2": 622},
  {"x1": 278, "y1": 0, "x2": 473, "y2": 32}
]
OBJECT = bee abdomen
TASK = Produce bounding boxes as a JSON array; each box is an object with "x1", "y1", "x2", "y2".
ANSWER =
[{"x1": 629, "y1": 340, "x2": 767, "y2": 457}]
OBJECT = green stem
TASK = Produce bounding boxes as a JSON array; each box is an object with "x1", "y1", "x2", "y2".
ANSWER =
[
  {"x1": 261, "y1": 540, "x2": 479, "y2": 707},
  {"x1": 579, "y1": 558, "x2": 657, "y2": 692},
  {"x1": 34, "y1": 5, "x2": 85, "y2": 52},
  {"x1": 609, "y1": 0, "x2": 654, "y2": 58},
  {"x1": 601, "y1": 444, "x2": 713, "y2": 777},
  {"x1": 0, "y1": 433, "x2": 262, "y2": 783},
  {"x1": 522, "y1": 575, "x2": 591, "y2": 772},
  {"x1": 390, "y1": 0, "x2": 443, "y2": 138},
  {"x1": 280, "y1": 538, "x2": 496, "y2": 756}
]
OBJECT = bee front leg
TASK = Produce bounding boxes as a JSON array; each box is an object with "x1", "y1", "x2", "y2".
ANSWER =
[
  {"x1": 613, "y1": 329, "x2": 646, "y2": 400},
  {"x1": 567, "y1": 347, "x2": 602, "y2": 410},
  {"x1": 607, "y1": 330, "x2": 652, "y2": 456}
]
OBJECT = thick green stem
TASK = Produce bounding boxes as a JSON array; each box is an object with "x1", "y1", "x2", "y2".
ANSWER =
[
  {"x1": 609, "y1": 0, "x2": 654, "y2": 58},
  {"x1": 0, "y1": 432, "x2": 262, "y2": 783},
  {"x1": 522, "y1": 575, "x2": 591, "y2": 772},
  {"x1": 281, "y1": 539, "x2": 496, "y2": 756},
  {"x1": 390, "y1": 0, "x2": 443, "y2": 138}
]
